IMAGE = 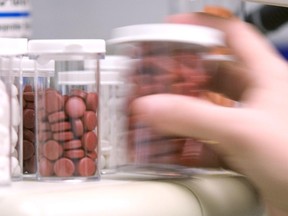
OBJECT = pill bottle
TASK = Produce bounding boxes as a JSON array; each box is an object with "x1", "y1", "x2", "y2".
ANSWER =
[
  {"x1": 18, "y1": 57, "x2": 54, "y2": 177},
  {"x1": 28, "y1": 39, "x2": 106, "y2": 181},
  {"x1": 108, "y1": 23, "x2": 236, "y2": 178},
  {"x1": 0, "y1": 38, "x2": 28, "y2": 182},
  {"x1": 86, "y1": 55, "x2": 131, "y2": 174},
  {"x1": 0, "y1": 0, "x2": 31, "y2": 38}
]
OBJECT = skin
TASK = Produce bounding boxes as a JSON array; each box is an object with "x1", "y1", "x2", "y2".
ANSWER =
[{"x1": 131, "y1": 13, "x2": 288, "y2": 216}]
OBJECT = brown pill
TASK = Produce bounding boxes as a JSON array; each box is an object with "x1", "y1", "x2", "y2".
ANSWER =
[
  {"x1": 86, "y1": 151, "x2": 97, "y2": 160},
  {"x1": 38, "y1": 131, "x2": 52, "y2": 143},
  {"x1": 53, "y1": 131, "x2": 74, "y2": 142},
  {"x1": 23, "y1": 109, "x2": 35, "y2": 129},
  {"x1": 23, "y1": 92, "x2": 35, "y2": 102},
  {"x1": 48, "y1": 111, "x2": 67, "y2": 123},
  {"x1": 45, "y1": 90, "x2": 64, "y2": 114},
  {"x1": 24, "y1": 156, "x2": 36, "y2": 173},
  {"x1": 65, "y1": 96, "x2": 86, "y2": 118},
  {"x1": 54, "y1": 158, "x2": 75, "y2": 177},
  {"x1": 71, "y1": 119, "x2": 84, "y2": 137},
  {"x1": 63, "y1": 139, "x2": 82, "y2": 150},
  {"x1": 24, "y1": 84, "x2": 33, "y2": 92},
  {"x1": 86, "y1": 92, "x2": 98, "y2": 112},
  {"x1": 42, "y1": 140, "x2": 63, "y2": 161},
  {"x1": 82, "y1": 111, "x2": 97, "y2": 131},
  {"x1": 70, "y1": 89, "x2": 87, "y2": 99},
  {"x1": 39, "y1": 122, "x2": 51, "y2": 131},
  {"x1": 39, "y1": 157, "x2": 54, "y2": 177},
  {"x1": 77, "y1": 157, "x2": 96, "y2": 176},
  {"x1": 50, "y1": 121, "x2": 71, "y2": 132},
  {"x1": 81, "y1": 131, "x2": 97, "y2": 151},
  {"x1": 23, "y1": 140, "x2": 35, "y2": 160},
  {"x1": 23, "y1": 129, "x2": 35, "y2": 143},
  {"x1": 25, "y1": 102, "x2": 35, "y2": 110},
  {"x1": 204, "y1": 5, "x2": 233, "y2": 18},
  {"x1": 64, "y1": 149, "x2": 85, "y2": 159}
]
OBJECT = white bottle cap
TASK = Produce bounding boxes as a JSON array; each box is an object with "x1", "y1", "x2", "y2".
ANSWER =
[
  {"x1": 108, "y1": 24, "x2": 225, "y2": 48},
  {"x1": 0, "y1": 38, "x2": 27, "y2": 55}
]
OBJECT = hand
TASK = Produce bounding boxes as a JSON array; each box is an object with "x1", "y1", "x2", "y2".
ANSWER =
[{"x1": 131, "y1": 13, "x2": 288, "y2": 215}]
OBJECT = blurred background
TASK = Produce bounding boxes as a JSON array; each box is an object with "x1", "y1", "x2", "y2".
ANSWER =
[{"x1": 29, "y1": 0, "x2": 288, "y2": 55}]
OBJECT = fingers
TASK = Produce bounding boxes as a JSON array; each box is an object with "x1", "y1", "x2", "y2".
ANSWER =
[{"x1": 166, "y1": 13, "x2": 287, "y2": 83}]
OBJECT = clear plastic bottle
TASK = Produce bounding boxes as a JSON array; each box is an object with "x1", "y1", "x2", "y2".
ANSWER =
[
  {"x1": 0, "y1": 38, "x2": 28, "y2": 182},
  {"x1": 28, "y1": 39, "x2": 105, "y2": 181},
  {"x1": 109, "y1": 23, "x2": 236, "y2": 178}
]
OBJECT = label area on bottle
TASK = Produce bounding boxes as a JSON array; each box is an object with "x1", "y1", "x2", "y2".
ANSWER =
[{"x1": 0, "y1": 0, "x2": 31, "y2": 38}]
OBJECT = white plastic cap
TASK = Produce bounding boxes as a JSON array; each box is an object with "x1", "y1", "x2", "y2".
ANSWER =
[
  {"x1": 58, "y1": 71, "x2": 97, "y2": 85},
  {"x1": 108, "y1": 24, "x2": 225, "y2": 47},
  {"x1": 0, "y1": 38, "x2": 27, "y2": 55},
  {"x1": 85, "y1": 55, "x2": 129, "y2": 71},
  {"x1": 28, "y1": 39, "x2": 106, "y2": 54}
]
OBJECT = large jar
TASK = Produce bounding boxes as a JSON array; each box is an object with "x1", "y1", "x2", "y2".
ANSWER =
[
  {"x1": 28, "y1": 39, "x2": 105, "y2": 181},
  {"x1": 109, "y1": 23, "x2": 235, "y2": 178}
]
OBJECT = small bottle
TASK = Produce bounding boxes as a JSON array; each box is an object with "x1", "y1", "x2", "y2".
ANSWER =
[
  {"x1": 0, "y1": 38, "x2": 28, "y2": 182},
  {"x1": 28, "y1": 39, "x2": 105, "y2": 181},
  {"x1": 109, "y1": 23, "x2": 234, "y2": 178}
]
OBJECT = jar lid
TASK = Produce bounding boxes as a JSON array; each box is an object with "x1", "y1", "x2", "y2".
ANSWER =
[
  {"x1": 108, "y1": 24, "x2": 224, "y2": 47},
  {"x1": 0, "y1": 38, "x2": 27, "y2": 55},
  {"x1": 28, "y1": 39, "x2": 106, "y2": 54}
]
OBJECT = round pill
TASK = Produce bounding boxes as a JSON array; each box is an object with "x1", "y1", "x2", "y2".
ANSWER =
[
  {"x1": 63, "y1": 139, "x2": 82, "y2": 150},
  {"x1": 38, "y1": 131, "x2": 52, "y2": 143},
  {"x1": 39, "y1": 157, "x2": 54, "y2": 177},
  {"x1": 82, "y1": 111, "x2": 97, "y2": 131},
  {"x1": 23, "y1": 92, "x2": 35, "y2": 102},
  {"x1": 23, "y1": 129, "x2": 35, "y2": 143},
  {"x1": 70, "y1": 89, "x2": 87, "y2": 99},
  {"x1": 51, "y1": 121, "x2": 71, "y2": 132},
  {"x1": 71, "y1": 119, "x2": 84, "y2": 137},
  {"x1": 86, "y1": 92, "x2": 98, "y2": 112},
  {"x1": 86, "y1": 151, "x2": 97, "y2": 160},
  {"x1": 54, "y1": 158, "x2": 75, "y2": 177},
  {"x1": 53, "y1": 131, "x2": 74, "y2": 142},
  {"x1": 23, "y1": 84, "x2": 33, "y2": 92},
  {"x1": 77, "y1": 157, "x2": 96, "y2": 176},
  {"x1": 81, "y1": 131, "x2": 97, "y2": 151},
  {"x1": 42, "y1": 140, "x2": 63, "y2": 161},
  {"x1": 65, "y1": 97, "x2": 86, "y2": 118},
  {"x1": 48, "y1": 111, "x2": 67, "y2": 123},
  {"x1": 64, "y1": 149, "x2": 85, "y2": 159},
  {"x1": 25, "y1": 102, "x2": 35, "y2": 110},
  {"x1": 24, "y1": 155, "x2": 36, "y2": 173},
  {"x1": 45, "y1": 90, "x2": 64, "y2": 114},
  {"x1": 23, "y1": 109, "x2": 35, "y2": 129},
  {"x1": 23, "y1": 140, "x2": 35, "y2": 160}
]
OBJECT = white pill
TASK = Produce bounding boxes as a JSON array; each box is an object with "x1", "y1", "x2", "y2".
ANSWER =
[
  {"x1": 11, "y1": 127, "x2": 18, "y2": 148},
  {"x1": 11, "y1": 84, "x2": 18, "y2": 97},
  {"x1": 11, "y1": 148, "x2": 18, "y2": 158},
  {"x1": 12, "y1": 98, "x2": 20, "y2": 126},
  {"x1": 0, "y1": 91, "x2": 9, "y2": 126}
]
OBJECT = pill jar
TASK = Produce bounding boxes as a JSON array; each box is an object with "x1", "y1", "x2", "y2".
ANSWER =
[
  {"x1": 109, "y1": 23, "x2": 235, "y2": 178},
  {"x1": 28, "y1": 39, "x2": 106, "y2": 181},
  {"x1": 86, "y1": 55, "x2": 131, "y2": 174},
  {"x1": 0, "y1": 38, "x2": 28, "y2": 182},
  {"x1": 0, "y1": 0, "x2": 31, "y2": 38}
]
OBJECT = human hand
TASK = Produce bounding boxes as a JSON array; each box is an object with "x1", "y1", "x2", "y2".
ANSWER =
[{"x1": 131, "y1": 13, "x2": 288, "y2": 215}]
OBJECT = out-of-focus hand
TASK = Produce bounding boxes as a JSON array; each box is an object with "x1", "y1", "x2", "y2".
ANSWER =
[{"x1": 131, "y1": 13, "x2": 288, "y2": 215}]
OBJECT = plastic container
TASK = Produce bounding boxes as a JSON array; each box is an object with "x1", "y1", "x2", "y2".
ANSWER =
[
  {"x1": 0, "y1": 1, "x2": 31, "y2": 38},
  {"x1": 28, "y1": 39, "x2": 105, "y2": 181},
  {"x1": 0, "y1": 38, "x2": 28, "y2": 182},
  {"x1": 86, "y1": 55, "x2": 131, "y2": 174},
  {"x1": 109, "y1": 23, "x2": 236, "y2": 178}
]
